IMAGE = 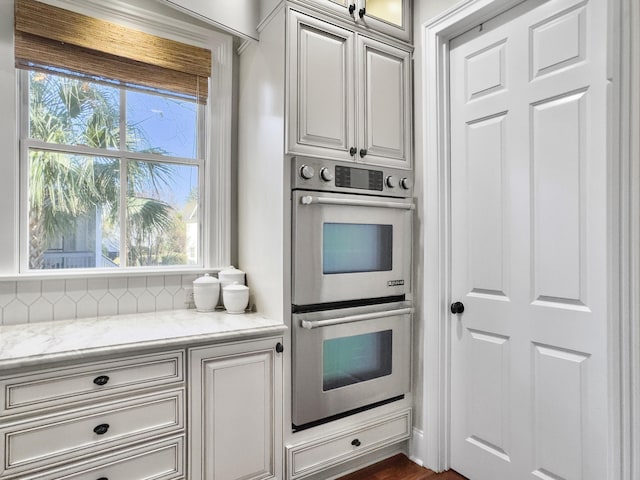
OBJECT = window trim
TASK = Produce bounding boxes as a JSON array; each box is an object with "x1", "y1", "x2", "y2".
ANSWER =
[{"x1": 6, "y1": 0, "x2": 233, "y2": 277}]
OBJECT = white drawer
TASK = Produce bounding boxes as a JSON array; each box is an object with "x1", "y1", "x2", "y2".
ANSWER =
[
  {"x1": 22, "y1": 435, "x2": 184, "y2": 480},
  {"x1": 1, "y1": 351, "x2": 184, "y2": 416},
  {"x1": 0, "y1": 389, "x2": 184, "y2": 478},
  {"x1": 287, "y1": 409, "x2": 411, "y2": 479}
]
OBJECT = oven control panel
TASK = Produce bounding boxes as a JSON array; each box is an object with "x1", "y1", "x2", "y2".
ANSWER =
[{"x1": 291, "y1": 157, "x2": 413, "y2": 198}]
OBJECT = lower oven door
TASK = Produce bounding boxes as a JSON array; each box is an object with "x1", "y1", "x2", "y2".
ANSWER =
[{"x1": 292, "y1": 302, "x2": 412, "y2": 428}]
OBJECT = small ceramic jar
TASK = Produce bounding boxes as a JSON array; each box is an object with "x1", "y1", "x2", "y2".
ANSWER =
[
  {"x1": 193, "y1": 274, "x2": 220, "y2": 312},
  {"x1": 218, "y1": 266, "x2": 246, "y2": 289},
  {"x1": 222, "y1": 283, "x2": 249, "y2": 314}
]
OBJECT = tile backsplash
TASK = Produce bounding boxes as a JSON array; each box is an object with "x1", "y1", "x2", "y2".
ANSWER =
[{"x1": 0, "y1": 274, "x2": 198, "y2": 326}]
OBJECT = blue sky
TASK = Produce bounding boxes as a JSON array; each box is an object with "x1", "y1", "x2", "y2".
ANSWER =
[{"x1": 127, "y1": 90, "x2": 199, "y2": 209}]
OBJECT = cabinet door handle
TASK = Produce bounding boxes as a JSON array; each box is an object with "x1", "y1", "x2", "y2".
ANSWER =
[
  {"x1": 93, "y1": 423, "x2": 110, "y2": 435},
  {"x1": 348, "y1": 4, "x2": 356, "y2": 15},
  {"x1": 351, "y1": 438, "x2": 361, "y2": 447},
  {"x1": 359, "y1": 148, "x2": 367, "y2": 158},
  {"x1": 93, "y1": 375, "x2": 110, "y2": 386},
  {"x1": 276, "y1": 342, "x2": 284, "y2": 353},
  {"x1": 349, "y1": 146, "x2": 357, "y2": 156},
  {"x1": 358, "y1": 7, "x2": 366, "y2": 18}
]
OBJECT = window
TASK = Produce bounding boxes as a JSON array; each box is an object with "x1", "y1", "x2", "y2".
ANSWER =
[{"x1": 13, "y1": 0, "x2": 227, "y2": 272}]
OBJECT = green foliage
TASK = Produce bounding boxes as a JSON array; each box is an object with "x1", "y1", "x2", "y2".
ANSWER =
[{"x1": 27, "y1": 71, "x2": 185, "y2": 269}]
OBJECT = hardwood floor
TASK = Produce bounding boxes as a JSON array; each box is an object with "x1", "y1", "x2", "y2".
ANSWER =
[{"x1": 336, "y1": 454, "x2": 468, "y2": 480}]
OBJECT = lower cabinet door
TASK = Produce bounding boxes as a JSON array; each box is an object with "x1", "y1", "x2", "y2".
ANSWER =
[
  {"x1": 189, "y1": 338, "x2": 283, "y2": 480},
  {"x1": 25, "y1": 436, "x2": 184, "y2": 480}
]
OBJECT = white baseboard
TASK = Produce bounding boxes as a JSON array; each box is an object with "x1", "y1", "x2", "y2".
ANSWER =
[{"x1": 409, "y1": 427, "x2": 426, "y2": 466}]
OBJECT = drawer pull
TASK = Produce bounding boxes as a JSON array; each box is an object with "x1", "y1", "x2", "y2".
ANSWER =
[
  {"x1": 97, "y1": 478, "x2": 108, "y2": 480},
  {"x1": 93, "y1": 423, "x2": 110, "y2": 435},
  {"x1": 93, "y1": 375, "x2": 110, "y2": 386},
  {"x1": 351, "y1": 438, "x2": 361, "y2": 447}
]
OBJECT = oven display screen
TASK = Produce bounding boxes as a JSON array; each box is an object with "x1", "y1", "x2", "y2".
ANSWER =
[
  {"x1": 335, "y1": 166, "x2": 383, "y2": 191},
  {"x1": 323, "y1": 223, "x2": 392, "y2": 274},
  {"x1": 323, "y1": 330, "x2": 393, "y2": 391}
]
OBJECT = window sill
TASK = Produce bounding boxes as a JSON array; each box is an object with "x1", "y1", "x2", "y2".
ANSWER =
[{"x1": 0, "y1": 267, "x2": 222, "y2": 282}]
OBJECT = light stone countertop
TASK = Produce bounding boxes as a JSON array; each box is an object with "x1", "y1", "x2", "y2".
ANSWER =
[{"x1": 0, "y1": 309, "x2": 286, "y2": 371}]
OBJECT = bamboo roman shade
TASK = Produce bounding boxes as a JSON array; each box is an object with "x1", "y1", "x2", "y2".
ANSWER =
[{"x1": 14, "y1": 0, "x2": 212, "y2": 102}]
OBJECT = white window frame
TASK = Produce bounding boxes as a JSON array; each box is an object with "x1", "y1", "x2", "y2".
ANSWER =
[{"x1": 0, "y1": 0, "x2": 233, "y2": 277}]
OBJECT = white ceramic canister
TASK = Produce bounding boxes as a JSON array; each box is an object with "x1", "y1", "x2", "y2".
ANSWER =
[
  {"x1": 218, "y1": 266, "x2": 246, "y2": 290},
  {"x1": 222, "y1": 283, "x2": 250, "y2": 314},
  {"x1": 193, "y1": 274, "x2": 220, "y2": 312}
]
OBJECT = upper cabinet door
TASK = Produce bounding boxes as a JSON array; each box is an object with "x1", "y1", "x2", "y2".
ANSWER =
[
  {"x1": 357, "y1": 35, "x2": 412, "y2": 169},
  {"x1": 299, "y1": 0, "x2": 411, "y2": 42},
  {"x1": 288, "y1": 11, "x2": 357, "y2": 162},
  {"x1": 357, "y1": 0, "x2": 411, "y2": 42}
]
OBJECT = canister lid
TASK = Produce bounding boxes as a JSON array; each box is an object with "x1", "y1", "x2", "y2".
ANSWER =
[
  {"x1": 193, "y1": 273, "x2": 219, "y2": 284},
  {"x1": 219, "y1": 265, "x2": 245, "y2": 275}
]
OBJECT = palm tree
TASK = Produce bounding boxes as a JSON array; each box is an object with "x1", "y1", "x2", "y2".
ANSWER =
[{"x1": 28, "y1": 71, "x2": 175, "y2": 269}]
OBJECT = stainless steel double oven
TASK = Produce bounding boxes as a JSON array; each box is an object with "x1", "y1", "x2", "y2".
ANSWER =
[{"x1": 290, "y1": 157, "x2": 414, "y2": 429}]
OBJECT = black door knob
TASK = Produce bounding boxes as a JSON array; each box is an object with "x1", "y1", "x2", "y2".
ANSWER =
[
  {"x1": 276, "y1": 342, "x2": 284, "y2": 353},
  {"x1": 93, "y1": 375, "x2": 109, "y2": 386},
  {"x1": 351, "y1": 438, "x2": 361, "y2": 447},
  {"x1": 348, "y1": 4, "x2": 356, "y2": 15},
  {"x1": 359, "y1": 7, "x2": 366, "y2": 18},
  {"x1": 93, "y1": 423, "x2": 110, "y2": 435},
  {"x1": 349, "y1": 146, "x2": 357, "y2": 156},
  {"x1": 359, "y1": 148, "x2": 367, "y2": 158},
  {"x1": 450, "y1": 302, "x2": 465, "y2": 314}
]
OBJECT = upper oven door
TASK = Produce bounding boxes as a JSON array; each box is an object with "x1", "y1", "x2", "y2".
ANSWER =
[{"x1": 292, "y1": 190, "x2": 413, "y2": 306}]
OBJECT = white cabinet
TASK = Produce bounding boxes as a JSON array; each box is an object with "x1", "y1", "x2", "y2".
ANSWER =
[
  {"x1": 0, "y1": 350, "x2": 186, "y2": 479},
  {"x1": 287, "y1": 10, "x2": 412, "y2": 169},
  {"x1": 0, "y1": 333, "x2": 285, "y2": 480},
  {"x1": 299, "y1": 0, "x2": 411, "y2": 42},
  {"x1": 286, "y1": 408, "x2": 411, "y2": 479},
  {"x1": 189, "y1": 338, "x2": 283, "y2": 480}
]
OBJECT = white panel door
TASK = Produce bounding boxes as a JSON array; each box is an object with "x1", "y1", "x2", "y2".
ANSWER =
[{"x1": 449, "y1": 0, "x2": 609, "y2": 479}]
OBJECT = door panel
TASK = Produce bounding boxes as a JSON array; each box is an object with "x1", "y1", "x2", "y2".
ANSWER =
[
  {"x1": 532, "y1": 90, "x2": 587, "y2": 306},
  {"x1": 465, "y1": 40, "x2": 507, "y2": 101},
  {"x1": 466, "y1": 329, "x2": 511, "y2": 462},
  {"x1": 530, "y1": 3, "x2": 586, "y2": 80},
  {"x1": 466, "y1": 113, "x2": 509, "y2": 298},
  {"x1": 532, "y1": 343, "x2": 588, "y2": 480},
  {"x1": 449, "y1": 0, "x2": 609, "y2": 479}
]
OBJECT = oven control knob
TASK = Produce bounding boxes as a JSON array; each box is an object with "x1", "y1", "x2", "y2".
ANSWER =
[
  {"x1": 320, "y1": 167, "x2": 334, "y2": 182},
  {"x1": 385, "y1": 175, "x2": 397, "y2": 188},
  {"x1": 400, "y1": 177, "x2": 412, "y2": 190},
  {"x1": 299, "y1": 165, "x2": 315, "y2": 180}
]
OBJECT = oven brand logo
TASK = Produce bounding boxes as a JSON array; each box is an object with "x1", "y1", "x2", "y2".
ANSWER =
[{"x1": 387, "y1": 280, "x2": 405, "y2": 287}]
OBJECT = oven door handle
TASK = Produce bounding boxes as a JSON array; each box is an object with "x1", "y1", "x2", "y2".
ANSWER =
[
  {"x1": 300, "y1": 307, "x2": 414, "y2": 330},
  {"x1": 300, "y1": 195, "x2": 415, "y2": 210}
]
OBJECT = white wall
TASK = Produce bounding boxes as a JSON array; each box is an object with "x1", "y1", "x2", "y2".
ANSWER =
[
  {"x1": 0, "y1": 0, "x2": 19, "y2": 275},
  {"x1": 160, "y1": 0, "x2": 260, "y2": 39},
  {"x1": 411, "y1": 0, "x2": 462, "y2": 447}
]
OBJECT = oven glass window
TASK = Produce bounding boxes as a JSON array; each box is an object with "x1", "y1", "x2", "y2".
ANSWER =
[
  {"x1": 323, "y1": 330, "x2": 392, "y2": 391},
  {"x1": 323, "y1": 223, "x2": 392, "y2": 274}
]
